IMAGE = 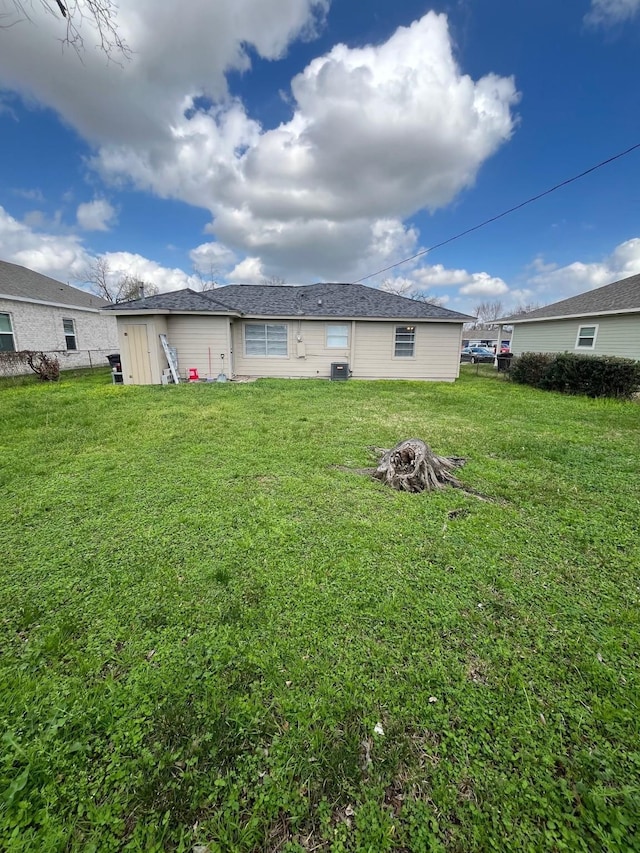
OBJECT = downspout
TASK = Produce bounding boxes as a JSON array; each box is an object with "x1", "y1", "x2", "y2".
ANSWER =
[
  {"x1": 226, "y1": 316, "x2": 234, "y2": 378},
  {"x1": 349, "y1": 320, "x2": 356, "y2": 376}
]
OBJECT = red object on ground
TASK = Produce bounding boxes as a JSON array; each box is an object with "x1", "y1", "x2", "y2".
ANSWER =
[{"x1": 188, "y1": 368, "x2": 199, "y2": 381}]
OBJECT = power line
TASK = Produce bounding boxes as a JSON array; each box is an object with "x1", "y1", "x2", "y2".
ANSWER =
[{"x1": 354, "y1": 141, "x2": 640, "y2": 283}]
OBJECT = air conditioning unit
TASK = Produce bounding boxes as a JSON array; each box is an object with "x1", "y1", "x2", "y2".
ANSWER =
[{"x1": 330, "y1": 362, "x2": 349, "y2": 381}]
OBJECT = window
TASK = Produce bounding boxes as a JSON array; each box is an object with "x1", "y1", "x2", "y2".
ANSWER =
[
  {"x1": 245, "y1": 323, "x2": 288, "y2": 356},
  {"x1": 63, "y1": 318, "x2": 77, "y2": 351},
  {"x1": 326, "y1": 324, "x2": 349, "y2": 348},
  {"x1": 575, "y1": 324, "x2": 597, "y2": 349},
  {"x1": 0, "y1": 313, "x2": 15, "y2": 352},
  {"x1": 394, "y1": 325, "x2": 415, "y2": 357}
]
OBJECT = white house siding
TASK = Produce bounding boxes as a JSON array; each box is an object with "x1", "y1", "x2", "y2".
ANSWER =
[
  {"x1": 166, "y1": 315, "x2": 231, "y2": 379},
  {"x1": 511, "y1": 313, "x2": 640, "y2": 361},
  {"x1": 352, "y1": 321, "x2": 462, "y2": 381},
  {"x1": 231, "y1": 318, "x2": 462, "y2": 381},
  {"x1": 0, "y1": 297, "x2": 118, "y2": 375}
]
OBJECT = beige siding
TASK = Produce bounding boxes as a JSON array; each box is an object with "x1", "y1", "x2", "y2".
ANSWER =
[
  {"x1": 511, "y1": 313, "x2": 640, "y2": 361},
  {"x1": 353, "y1": 321, "x2": 462, "y2": 381},
  {"x1": 118, "y1": 315, "x2": 168, "y2": 385},
  {"x1": 232, "y1": 318, "x2": 462, "y2": 381},
  {"x1": 167, "y1": 315, "x2": 231, "y2": 379}
]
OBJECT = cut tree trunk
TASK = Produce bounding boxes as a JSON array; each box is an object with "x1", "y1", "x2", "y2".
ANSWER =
[{"x1": 373, "y1": 438, "x2": 465, "y2": 493}]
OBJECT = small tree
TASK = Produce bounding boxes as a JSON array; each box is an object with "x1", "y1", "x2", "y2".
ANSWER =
[
  {"x1": 470, "y1": 300, "x2": 504, "y2": 328},
  {"x1": 79, "y1": 259, "x2": 158, "y2": 303},
  {"x1": 192, "y1": 263, "x2": 220, "y2": 292}
]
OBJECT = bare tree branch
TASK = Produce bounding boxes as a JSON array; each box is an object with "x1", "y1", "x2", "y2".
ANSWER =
[
  {"x1": 78, "y1": 258, "x2": 157, "y2": 303},
  {"x1": 380, "y1": 278, "x2": 446, "y2": 307},
  {"x1": 3, "y1": 0, "x2": 129, "y2": 60}
]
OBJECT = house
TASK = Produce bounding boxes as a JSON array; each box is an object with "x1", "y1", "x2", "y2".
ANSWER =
[
  {"x1": 103, "y1": 283, "x2": 474, "y2": 384},
  {"x1": 462, "y1": 324, "x2": 512, "y2": 351},
  {"x1": 0, "y1": 260, "x2": 118, "y2": 374},
  {"x1": 499, "y1": 272, "x2": 640, "y2": 361}
]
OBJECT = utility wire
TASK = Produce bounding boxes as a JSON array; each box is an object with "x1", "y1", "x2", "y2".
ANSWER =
[{"x1": 354, "y1": 141, "x2": 640, "y2": 283}]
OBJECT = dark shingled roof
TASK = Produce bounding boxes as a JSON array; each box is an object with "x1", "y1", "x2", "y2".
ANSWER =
[
  {"x1": 0, "y1": 259, "x2": 110, "y2": 310},
  {"x1": 107, "y1": 282, "x2": 473, "y2": 321},
  {"x1": 104, "y1": 288, "x2": 238, "y2": 313},
  {"x1": 501, "y1": 272, "x2": 640, "y2": 323}
]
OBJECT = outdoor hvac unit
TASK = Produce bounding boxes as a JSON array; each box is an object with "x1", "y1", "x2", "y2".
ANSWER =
[{"x1": 330, "y1": 362, "x2": 349, "y2": 381}]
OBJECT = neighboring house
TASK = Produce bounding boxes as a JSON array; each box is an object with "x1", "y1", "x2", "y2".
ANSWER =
[
  {"x1": 462, "y1": 325, "x2": 512, "y2": 350},
  {"x1": 499, "y1": 272, "x2": 640, "y2": 361},
  {"x1": 0, "y1": 260, "x2": 118, "y2": 374},
  {"x1": 103, "y1": 283, "x2": 474, "y2": 384}
]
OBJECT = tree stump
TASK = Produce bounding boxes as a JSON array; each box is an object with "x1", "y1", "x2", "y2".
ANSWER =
[{"x1": 373, "y1": 438, "x2": 465, "y2": 493}]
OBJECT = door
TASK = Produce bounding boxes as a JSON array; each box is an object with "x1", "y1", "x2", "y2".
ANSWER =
[{"x1": 123, "y1": 324, "x2": 152, "y2": 384}]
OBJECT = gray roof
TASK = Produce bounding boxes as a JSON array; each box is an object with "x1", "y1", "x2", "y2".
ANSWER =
[
  {"x1": 107, "y1": 282, "x2": 473, "y2": 321},
  {"x1": 104, "y1": 288, "x2": 238, "y2": 314},
  {"x1": 0, "y1": 259, "x2": 110, "y2": 310},
  {"x1": 501, "y1": 272, "x2": 640, "y2": 323}
]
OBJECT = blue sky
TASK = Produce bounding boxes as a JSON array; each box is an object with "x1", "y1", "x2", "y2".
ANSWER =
[{"x1": 0, "y1": 0, "x2": 639, "y2": 313}]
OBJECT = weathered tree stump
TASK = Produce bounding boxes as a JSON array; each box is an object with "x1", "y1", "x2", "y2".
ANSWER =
[{"x1": 372, "y1": 438, "x2": 466, "y2": 493}]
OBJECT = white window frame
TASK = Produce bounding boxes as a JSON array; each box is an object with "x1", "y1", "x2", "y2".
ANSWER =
[
  {"x1": 326, "y1": 323, "x2": 349, "y2": 349},
  {"x1": 575, "y1": 324, "x2": 598, "y2": 350},
  {"x1": 244, "y1": 322, "x2": 289, "y2": 357},
  {"x1": 63, "y1": 318, "x2": 77, "y2": 351},
  {"x1": 394, "y1": 325, "x2": 416, "y2": 358},
  {"x1": 0, "y1": 312, "x2": 16, "y2": 353}
]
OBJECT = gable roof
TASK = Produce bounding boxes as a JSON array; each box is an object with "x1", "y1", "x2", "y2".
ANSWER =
[
  {"x1": 0, "y1": 260, "x2": 110, "y2": 310},
  {"x1": 501, "y1": 272, "x2": 640, "y2": 323},
  {"x1": 105, "y1": 282, "x2": 473, "y2": 322}
]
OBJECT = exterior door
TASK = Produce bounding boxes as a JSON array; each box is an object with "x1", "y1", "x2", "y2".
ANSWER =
[{"x1": 123, "y1": 324, "x2": 152, "y2": 384}]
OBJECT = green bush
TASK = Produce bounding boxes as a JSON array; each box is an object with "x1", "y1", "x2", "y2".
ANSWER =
[
  {"x1": 512, "y1": 351, "x2": 640, "y2": 399},
  {"x1": 510, "y1": 352, "x2": 555, "y2": 387}
]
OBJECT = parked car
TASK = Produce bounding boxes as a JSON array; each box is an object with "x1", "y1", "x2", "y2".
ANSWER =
[{"x1": 460, "y1": 346, "x2": 496, "y2": 364}]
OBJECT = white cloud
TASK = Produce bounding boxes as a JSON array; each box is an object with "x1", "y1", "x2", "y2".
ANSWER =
[
  {"x1": 189, "y1": 241, "x2": 237, "y2": 272},
  {"x1": 227, "y1": 257, "x2": 266, "y2": 284},
  {"x1": 98, "y1": 251, "x2": 201, "y2": 291},
  {"x1": 524, "y1": 237, "x2": 640, "y2": 301},
  {"x1": 459, "y1": 274, "x2": 510, "y2": 297},
  {"x1": 0, "y1": 205, "x2": 89, "y2": 281},
  {"x1": 76, "y1": 199, "x2": 117, "y2": 231},
  {"x1": 379, "y1": 263, "x2": 509, "y2": 298},
  {"x1": 0, "y1": 204, "x2": 198, "y2": 292},
  {"x1": 0, "y1": 7, "x2": 518, "y2": 283},
  {"x1": 585, "y1": 0, "x2": 640, "y2": 25},
  {"x1": 12, "y1": 187, "x2": 45, "y2": 203}
]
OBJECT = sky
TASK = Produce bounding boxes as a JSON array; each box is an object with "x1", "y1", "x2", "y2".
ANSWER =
[{"x1": 0, "y1": 0, "x2": 639, "y2": 314}]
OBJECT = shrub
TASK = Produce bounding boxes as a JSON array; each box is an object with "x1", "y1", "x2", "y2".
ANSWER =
[
  {"x1": 0, "y1": 350, "x2": 60, "y2": 381},
  {"x1": 512, "y1": 351, "x2": 640, "y2": 399},
  {"x1": 510, "y1": 352, "x2": 555, "y2": 388}
]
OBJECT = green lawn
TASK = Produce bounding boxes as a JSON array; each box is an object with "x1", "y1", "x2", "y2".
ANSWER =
[{"x1": 1, "y1": 368, "x2": 639, "y2": 852}]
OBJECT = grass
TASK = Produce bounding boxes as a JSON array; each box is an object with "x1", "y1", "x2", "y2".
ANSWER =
[{"x1": 1, "y1": 366, "x2": 639, "y2": 851}]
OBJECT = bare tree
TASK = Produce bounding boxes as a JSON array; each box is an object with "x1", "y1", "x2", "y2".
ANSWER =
[
  {"x1": 192, "y1": 263, "x2": 220, "y2": 292},
  {"x1": 79, "y1": 258, "x2": 158, "y2": 303},
  {"x1": 260, "y1": 275, "x2": 286, "y2": 286},
  {"x1": 380, "y1": 278, "x2": 445, "y2": 307},
  {"x1": 3, "y1": 0, "x2": 129, "y2": 59},
  {"x1": 470, "y1": 300, "x2": 505, "y2": 328}
]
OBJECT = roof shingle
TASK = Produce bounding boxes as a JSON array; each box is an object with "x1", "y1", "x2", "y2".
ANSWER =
[
  {"x1": 0, "y1": 260, "x2": 110, "y2": 310},
  {"x1": 106, "y1": 282, "x2": 473, "y2": 321},
  {"x1": 501, "y1": 272, "x2": 640, "y2": 323}
]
